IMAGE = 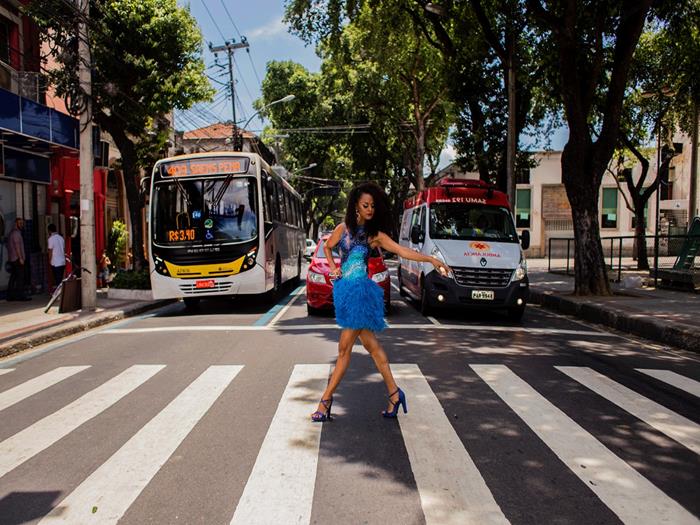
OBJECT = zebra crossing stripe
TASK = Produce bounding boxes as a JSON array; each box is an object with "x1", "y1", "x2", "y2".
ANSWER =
[
  {"x1": 39, "y1": 365, "x2": 242, "y2": 525},
  {"x1": 0, "y1": 366, "x2": 90, "y2": 412},
  {"x1": 0, "y1": 365, "x2": 164, "y2": 478},
  {"x1": 471, "y1": 365, "x2": 698, "y2": 525},
  {"x1": 0, "y1": 369, "x2": 14, "y2": 376},
  {"x1": 556, "y1": 366, "x2": 700, "y2": 455},
  {"x1": 392, "y1": 364, "x2": 509, "y2": 525},
  {"x1": 635, "y1": 369, "x2": 700, "y2": 398},
  {"x1": 230, "y1": 364, "x2": 330, "y2": 525}
]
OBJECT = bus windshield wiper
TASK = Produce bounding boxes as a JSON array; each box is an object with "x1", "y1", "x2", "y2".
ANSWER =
[
  {"x1": 211, "y1": 173, "x2": 235, "y2": 210},
  {"x1": 172, "y1": 177, "x2": 191, "y2": 208}
]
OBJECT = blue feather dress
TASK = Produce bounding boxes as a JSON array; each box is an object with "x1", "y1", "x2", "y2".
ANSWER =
[{"x1": 332, "y1": 225, "x2": 387, "y2": 332}]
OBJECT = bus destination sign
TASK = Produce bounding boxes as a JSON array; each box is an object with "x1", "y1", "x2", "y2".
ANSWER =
[{"x1": 162, "y1": 157, "x2": 249, "y2": 177}]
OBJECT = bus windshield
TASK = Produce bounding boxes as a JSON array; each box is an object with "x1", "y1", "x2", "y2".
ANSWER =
[
  {"x1": 429, "y1": 203, "x2": 517, "y2": 242},
  {"x1": 153, "y1": 176, "x2": 258, "y2": 245}
]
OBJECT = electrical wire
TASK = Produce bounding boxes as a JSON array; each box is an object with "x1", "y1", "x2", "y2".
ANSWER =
[{"x1": 199, "y1": 0, "x2": 227, "y2": 42}]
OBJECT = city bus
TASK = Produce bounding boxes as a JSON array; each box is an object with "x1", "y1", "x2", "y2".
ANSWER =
[{"x1": 146, "y1": 152, "x2": 305, "y2": 307}]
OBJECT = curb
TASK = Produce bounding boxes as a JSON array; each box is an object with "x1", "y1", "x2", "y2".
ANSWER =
[
  {"x1": 0, "y1": 300, "x2": 174, "y2": 359},
  {"x1": 529, "y1": 290, "x2": 700, "y2": 353}
]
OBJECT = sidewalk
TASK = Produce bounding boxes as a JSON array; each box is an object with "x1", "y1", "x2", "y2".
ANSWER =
[
  {"x1": 0, "y1": 291, "x2": 172, "y2": 359},
  {"x1": 527, "y1": 258, "x2": 700, "y2": 353}
]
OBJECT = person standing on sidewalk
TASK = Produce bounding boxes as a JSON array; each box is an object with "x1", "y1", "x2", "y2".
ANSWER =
[
  {"x1": 7, "y1": 217, "x2": 30, "y2": 301},
  {"x1": 47, "y1": 224, "x2": 66, "y2": 292}
]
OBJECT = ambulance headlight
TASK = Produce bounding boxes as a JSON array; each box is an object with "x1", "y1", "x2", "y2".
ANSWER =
[
  {"x1": 430, "y1": 246, "x2": 454, "y2": 279},
  {"x1": 512, "y1": 260, "x2": 527, "y2": 281}
]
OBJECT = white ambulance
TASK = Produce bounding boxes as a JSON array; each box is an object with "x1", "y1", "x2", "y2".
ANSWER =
[{"x1": 398, "y1": 178, "x2": 530, "y2": 320}]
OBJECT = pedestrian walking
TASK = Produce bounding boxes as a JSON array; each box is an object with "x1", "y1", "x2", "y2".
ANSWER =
[
  {"x1": 311, "y1": 182, "x2": 450, "y2": 422},
  {"x1": 47, "y1": 224, "x2": 66, "y2": 292},
  {"x1": 7, "y1": 217, "x2": 30, "y2": 301},
  {"x1": 98, "y1": 251, "x2": 111, "y2": 288}
]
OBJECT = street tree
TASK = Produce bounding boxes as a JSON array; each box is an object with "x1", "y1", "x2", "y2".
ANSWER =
[{"x1": 28, "y1": 0, "x2": 214, "y2": 268}]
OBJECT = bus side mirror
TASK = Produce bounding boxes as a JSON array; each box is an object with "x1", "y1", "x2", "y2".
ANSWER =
[
  {"x1": 410, "y1": 225, "x2": 423, "y2": 244},
  {"x1": 139, "y1": 176, "x2": 151, "y2": 198},
  {"x1": 520, "y1": 229, "x2": 530, "y2": 250}
]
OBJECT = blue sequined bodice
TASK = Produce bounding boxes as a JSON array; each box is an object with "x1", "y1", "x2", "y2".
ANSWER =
[{"x1": 338, "y1": 225, "x2": 370, "y2": 279}]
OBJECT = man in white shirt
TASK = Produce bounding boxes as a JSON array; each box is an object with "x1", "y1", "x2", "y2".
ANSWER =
[{"x1": 47, "y1": 224, "x2": 66, "y2": 290}]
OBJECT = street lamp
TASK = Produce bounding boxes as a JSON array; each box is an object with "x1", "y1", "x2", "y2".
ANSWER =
[
  {"x1": 641, "y1": 87, "x2": 675, "y2": 286},
  {"x1": 233, "y1": 94, "x2": 295, "y2": 150},
  {"x1": 294, "y1": 162, "x2": 317, "y2": 174},
  {"x1": 424, "y1": 3, "x2": 447, "y2": 16}
]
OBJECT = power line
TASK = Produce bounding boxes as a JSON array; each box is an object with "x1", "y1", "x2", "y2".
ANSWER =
[
  {"x1": 199, "y1": 0, "x2": 226, "y2": 41},
  {"x1": 219, "y1": 0, "x2": 243, "y2": 39}
]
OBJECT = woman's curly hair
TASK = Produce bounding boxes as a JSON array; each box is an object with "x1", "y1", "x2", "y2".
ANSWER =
[{"x1": 344, "y1": 182, "x2": 393, "y2": 238}]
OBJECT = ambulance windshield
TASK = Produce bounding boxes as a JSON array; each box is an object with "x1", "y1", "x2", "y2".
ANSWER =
[{"x1": 429, "y1": 204, "x2": 518, "y2": 242}]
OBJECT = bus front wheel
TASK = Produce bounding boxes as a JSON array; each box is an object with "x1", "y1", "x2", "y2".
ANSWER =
[{"x1": 273, "y1": 260, "x2": 282, "y2": 296}]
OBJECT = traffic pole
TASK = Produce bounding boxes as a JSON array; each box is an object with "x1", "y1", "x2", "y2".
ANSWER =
[{"x1": 78, "y1": 0, "x2": 96, "y2": 310}]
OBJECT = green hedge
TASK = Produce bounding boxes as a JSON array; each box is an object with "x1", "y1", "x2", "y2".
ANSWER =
[{"x1": 110, "y1": 270, "x2": 151, "y2": 290}]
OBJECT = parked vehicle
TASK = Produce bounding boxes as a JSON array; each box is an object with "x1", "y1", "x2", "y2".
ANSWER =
[
  {"x1": 304, "y1": 238, "x2": 317, "y2": 259},
  {"x1": 398, "y1": 178, "x2": 530, "y2": 321},
  {"x1": 306, "y1": 235, "x2": 391, "y2": 315}
]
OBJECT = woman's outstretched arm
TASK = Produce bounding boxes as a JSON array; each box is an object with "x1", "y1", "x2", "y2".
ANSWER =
[
  {"x1": 325, "y1": 223, "x2": 345, "y2": 277},
  {"x1": 372, "y1": 231, "x2": 451, "y2": 276}
]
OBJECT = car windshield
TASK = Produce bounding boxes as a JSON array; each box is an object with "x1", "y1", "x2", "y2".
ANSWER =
[
  {"x1": 315, "y1": 240, "x2": 340, "y2": 259},
  {"x1": 153, "y1": 176, "x2": 257, "y2": 245},
  {"x1": 429, "y1": 203, "x2": 517, "y2": 242}
]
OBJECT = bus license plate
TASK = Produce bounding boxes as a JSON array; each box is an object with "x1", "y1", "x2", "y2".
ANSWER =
[
  {"x1": 471, "y1": 290, "x2": 494, "y2": 300},
  {"x1": 195, "y1": 279, "x2": 215, "y2": 289}
]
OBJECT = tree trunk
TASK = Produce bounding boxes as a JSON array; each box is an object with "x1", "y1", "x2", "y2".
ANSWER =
[
  {"x1": 634, "y1": 207, "x2": 649, "y2": 270},
  {"x1": 122, "y1": 157, "x2": 146, "y2": 270},
  {"x1": 562, "y1": 145, "x2": 611, "y2": 295}
]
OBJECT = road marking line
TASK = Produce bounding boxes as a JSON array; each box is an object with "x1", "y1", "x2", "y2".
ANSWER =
[
  {"x1": 0, "y1": 366, "x2": 90, "y2": 412},
  {"x1": 635, "y1": 369, "x2": 700, "y2": 398},
  {"x1": 471, "y1": 365, "x2": 697, "y2": 525},
  {"x1": 230, "y1": 364, "x2": 330, "y2": 525},
  {"x1": 268, "y1": 286, "x2": 305, "y2": 326},
  {"x1": 39, "y1": 365, "x2": 242, "y2": 525},
  {"x1": 103, "y1": 324, "x2": 616, "y2": 337},
  {"x1": 426, "y1": 316, "x2": 441, "y2": 326},
  {"x1": 557, "y1": 366, "x2": 700, "y2": 454},
  {"x1": 392, "y1": 364, "x2": 509, "y2": 525},
  {"x1": 0, "y1": 368, "x2": 15, "y2": 376},
  {"x1": 253, "y1": 285, "x2": 305, "y2": 327},
  {"x1": 0, "y1": 365, "x2": 164, "y2": 478}
]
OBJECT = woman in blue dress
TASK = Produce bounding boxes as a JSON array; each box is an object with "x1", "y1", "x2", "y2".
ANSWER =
[{"x1": 311, "y1": 182, "x2": 450, "y2": 422}]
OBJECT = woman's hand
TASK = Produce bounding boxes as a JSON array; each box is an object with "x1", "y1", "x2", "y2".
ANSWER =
[
  {"x1": 431, "y1": 257, "x2": 451, "y2": 277},
  {"x1": 329, "y1": 267, "x2": 342, "y2": 279}
]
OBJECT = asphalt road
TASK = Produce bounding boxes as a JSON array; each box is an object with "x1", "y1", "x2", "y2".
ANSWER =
[{"x1": 1, "y1": 265, "x2": 698, "y2": 525}]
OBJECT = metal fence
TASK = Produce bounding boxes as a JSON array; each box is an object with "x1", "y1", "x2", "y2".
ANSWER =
[{"x1": 547, "y1": 234, "x2": 700, "y2": 285}]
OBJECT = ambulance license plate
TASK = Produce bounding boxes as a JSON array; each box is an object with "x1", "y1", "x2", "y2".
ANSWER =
[
  {"x1": 195, "y1": 279, "x2": 215, "y2": 289},
  {"x1": 471, "y1": 290, "x2": 494, "y2": 300}
]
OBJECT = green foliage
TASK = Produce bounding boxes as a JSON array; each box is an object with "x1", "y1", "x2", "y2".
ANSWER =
[
  {"x1": 110, "y1": 270, "x2": 151, "y2": 290},
  {"x1": 107, "y1": 220, "x2": 128, "y2": 268}
]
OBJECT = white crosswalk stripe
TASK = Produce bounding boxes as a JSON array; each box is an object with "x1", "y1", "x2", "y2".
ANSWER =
[
  {"x1": 0, "y1": 365, "x2": 164, "y2": 478},
  {"x1": 0, "y1": 368, "x2": 14, "y2": 376},
  {"x1": 39, "y1": 365, "x2": 242, "y2": 525},
  {"x1": 230, "y1": 364, "x2": 330, "y2": 525},
  {"x1": 471, "y1": 364, "x2": 698, "y2": 525},
  {"x1": 392, "y1": 364, "x2": 509, "y2": 525},
  {"x1": 557, "y1": 366, "x2": 700, "y2": 455},
  {"x1": 636, "y1": 368, "x2": 700, "y2": 398},
  {"x1": 0, "y1": 366, "x2": 90, "y2": 412}
]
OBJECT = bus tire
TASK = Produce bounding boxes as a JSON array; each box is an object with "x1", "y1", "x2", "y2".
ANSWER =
[
  {"x1": 273, "y1": 259, "x2": 282, "y2": 296},
  {"x1": 183, "y1": 297, "x2": 200, "y2": 309},
  {"x1": 292, "y1": 253, "x2": 302, "y2": 286}
]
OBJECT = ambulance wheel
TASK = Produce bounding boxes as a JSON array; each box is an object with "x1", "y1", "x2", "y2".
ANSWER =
[
  {"x1": 508, "y1": 306, "x2": 525, "y2": 322},
  {"x1": 183, "y1": 297, "x2": 200, "y2": 309},
  {"x1": 419, "y1": 283, "x2": 432, "y2": 316},
  {"x1": 397, "y1": 266, "x2": 407, "y2": 297}
]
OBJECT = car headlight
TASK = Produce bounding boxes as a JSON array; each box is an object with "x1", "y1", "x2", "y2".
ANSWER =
[
  {"x1": 371, "y1": 270, "x2": 389, "y2": 283},
  {"x1": 512, "y1": 259, "x2": 527, "y2": 281},
  {"x1": 307, "y1": 271, "x2": 327, "y2": 283},
  {"x1": 430, "y1": 246, "x2": 454, "y2": 279}
]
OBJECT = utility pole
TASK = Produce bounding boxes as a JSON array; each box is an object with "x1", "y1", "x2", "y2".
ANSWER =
[
  {"x1": 209, "y1": 38, "x2": 249, "y2": 151},
  {"x1": 689, "y1": 102, "x2": 698, "y2": 220},
  {"x1": 78, "y1": 0, "x2": 96, "y2": 310}
]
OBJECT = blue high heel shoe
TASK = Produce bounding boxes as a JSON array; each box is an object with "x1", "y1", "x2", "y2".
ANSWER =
[
  {"x1": 311, "y1": 397, "x2": 333, "y2": 422},
  {"x1": 382, "y1": 388, "x2": 407, "y2": 418}
]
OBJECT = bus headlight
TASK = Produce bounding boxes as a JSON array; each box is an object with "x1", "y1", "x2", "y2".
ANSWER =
[
  {"x1": 153, "y1": 256, "x2": 170, "y2": 276},
  {"x1": 430, "y1": 246, "x2": 454, "y2": 279},
  {"x1": 511, "y1": 260, "x2": 527, "y2": 281},
  {"x1": 307, "y1": 271, "x2": 326, "y2": 284},
  {"x1": 371, "y1": 270, "x2": 389, "y2": 283},
  {"x1": 241, "y1": 247, "x2": 258, "y2": 271}
]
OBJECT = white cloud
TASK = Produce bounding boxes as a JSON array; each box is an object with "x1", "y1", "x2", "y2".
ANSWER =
[
  {"x1": 437, "y1": 143, "x2": 457, "y2": 170},
  {"x1": 248, "y1": 17, "x2": 288, "y2": 40}
]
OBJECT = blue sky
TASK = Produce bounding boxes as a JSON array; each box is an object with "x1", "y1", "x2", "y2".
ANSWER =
[{"x1": 175, "y1": 0, "x2": 321, "y2": 133}]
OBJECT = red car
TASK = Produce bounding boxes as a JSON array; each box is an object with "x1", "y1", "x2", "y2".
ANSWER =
[{"x1": 306, "y1": 235, "x2": 391, "y2": 315}]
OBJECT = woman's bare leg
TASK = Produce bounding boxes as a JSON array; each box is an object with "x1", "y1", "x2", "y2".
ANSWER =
[
  {"x1": 358, "y1": 330, "x2": 399, "y2": 412},
  {"x1": 314, "y1": 328, "x2": 361, "y2": 415}
]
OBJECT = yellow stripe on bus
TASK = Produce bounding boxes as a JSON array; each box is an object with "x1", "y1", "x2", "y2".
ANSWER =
[{"x1": 164, "y1": 255, "x2": 245, "y2": 278}]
